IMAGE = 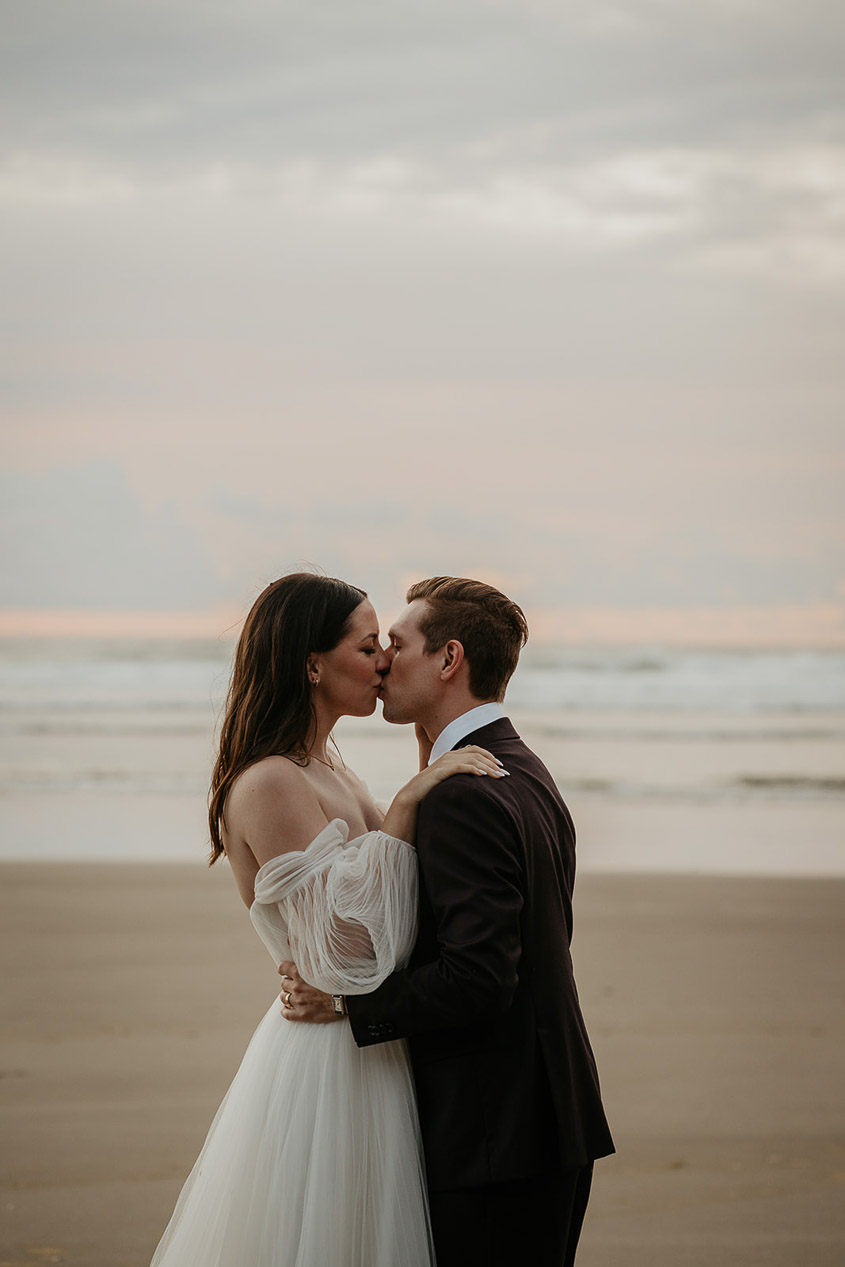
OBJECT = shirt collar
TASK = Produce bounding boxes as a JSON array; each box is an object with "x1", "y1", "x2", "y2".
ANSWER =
[{"x1": 428, "y1": 702, "x2": 506, "y2": 765}]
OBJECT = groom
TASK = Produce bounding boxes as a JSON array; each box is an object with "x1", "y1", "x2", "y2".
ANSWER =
[{"x1": 282, "y1": 576, "x2": 614, "y2": 1267}]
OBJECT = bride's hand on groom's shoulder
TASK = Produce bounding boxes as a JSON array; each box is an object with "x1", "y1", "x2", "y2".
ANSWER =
[{"x1": 416, "y1": 746, "x2": 508, "y2": 795}]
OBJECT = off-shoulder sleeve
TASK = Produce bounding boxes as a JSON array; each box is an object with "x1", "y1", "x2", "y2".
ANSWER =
[{"x1": 249, "y1": 820, "x2": 419, "y2": 995}]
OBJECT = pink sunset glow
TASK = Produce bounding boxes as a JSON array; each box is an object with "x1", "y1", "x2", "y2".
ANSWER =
[{"x1": 1, "y1": 601, "x2": 843, "y2": 649}]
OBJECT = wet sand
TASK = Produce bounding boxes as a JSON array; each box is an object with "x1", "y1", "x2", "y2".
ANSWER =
[{"x1": 1, "y1": 862, "x2": 843, "y2": 1266}]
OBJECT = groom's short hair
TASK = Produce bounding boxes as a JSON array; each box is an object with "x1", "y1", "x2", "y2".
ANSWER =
[{"x1": 406, "y1": 577, "x2": 528, "y2": 702}]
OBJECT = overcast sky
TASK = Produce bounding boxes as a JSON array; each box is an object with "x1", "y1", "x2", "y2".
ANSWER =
[{"x1": 2, "y1": 0, "x2": 844, "y2": 640}]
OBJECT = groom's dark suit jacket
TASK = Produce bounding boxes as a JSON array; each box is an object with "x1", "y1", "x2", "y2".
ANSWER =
[{"x1": 347, "y1": 718, "x2": 614, "y2": 1192}]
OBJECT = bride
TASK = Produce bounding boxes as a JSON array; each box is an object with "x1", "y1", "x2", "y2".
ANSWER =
[{"x1": 149, "y1": 573, "x2": 504, "y2": 1267}]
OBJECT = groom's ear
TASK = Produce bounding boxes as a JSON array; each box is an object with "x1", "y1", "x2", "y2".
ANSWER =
[{"x1": 439, "y1": 640, "x2": 465, "y2": 682}]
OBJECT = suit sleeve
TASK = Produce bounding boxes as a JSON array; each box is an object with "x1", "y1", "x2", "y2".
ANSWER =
[{"x1": 347, "y1": 775, "x2": 524, "y2": 1047}]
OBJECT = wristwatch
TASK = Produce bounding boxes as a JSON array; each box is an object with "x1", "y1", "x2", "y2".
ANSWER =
[{"x1": 332, "y1": 994, "x2": 348, "y2": 1016}]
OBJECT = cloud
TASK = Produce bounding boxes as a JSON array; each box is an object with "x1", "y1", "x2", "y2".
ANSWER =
[
  {"x1": 4, "y1": 0, "x2": 844, "y2": 172},
  {"x1": 3, "y1": 140, "x2": 843, "y2": 293},
  {"x1": 3, "y1": 0, "x2": 845, "y2": 299},
  {"x1": 0, "y1": 462, "x2": 224, "y2": 608}
]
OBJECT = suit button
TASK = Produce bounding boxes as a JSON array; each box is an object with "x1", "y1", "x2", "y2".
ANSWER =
[{"x1": 368, "y1": 1025, "x2": 380, "y2": 1037}]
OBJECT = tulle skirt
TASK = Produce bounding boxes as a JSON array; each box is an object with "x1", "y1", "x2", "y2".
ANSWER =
[{"x1": 150, "y1": 998, "x2": 435, "y2": 1267}]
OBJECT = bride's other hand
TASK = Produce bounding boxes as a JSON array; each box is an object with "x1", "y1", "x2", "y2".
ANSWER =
[
  {"x1": 278, "y1": 961, "x2": 341, "y2": 1024},
  {"x1": 381, "y1": 746, "x2": 507, "y2": 842},
  {"x1": 414, "y1": 722, "x2": 433, "y2": 771}
]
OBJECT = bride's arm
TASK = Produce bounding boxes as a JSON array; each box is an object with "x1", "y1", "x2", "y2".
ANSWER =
[
  {"x1": 380, "y1": 745, "x2": 505, "y2": 843},
  {"x1": 352, "y1": 738, "x2": 497, "y2": 832}
]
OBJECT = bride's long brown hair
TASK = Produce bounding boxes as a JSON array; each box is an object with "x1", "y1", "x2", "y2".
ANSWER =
[{"x1": 208, "y1": 573, "x2": 366, "y2": 864}]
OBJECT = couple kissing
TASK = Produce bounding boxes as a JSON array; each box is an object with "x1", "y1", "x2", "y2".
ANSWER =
[{"x1": 150, "y1": 573, "x2": 613, "y2": 1267}]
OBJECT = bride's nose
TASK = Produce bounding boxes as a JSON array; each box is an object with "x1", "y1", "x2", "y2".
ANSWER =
[{"x1": 375, "y1": 646, "x2": 390, "y2": 672}]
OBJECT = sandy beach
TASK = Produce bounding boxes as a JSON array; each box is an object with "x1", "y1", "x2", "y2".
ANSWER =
[{"x1": 1, "y1": 861, "x2": 843, "y2": 1267}]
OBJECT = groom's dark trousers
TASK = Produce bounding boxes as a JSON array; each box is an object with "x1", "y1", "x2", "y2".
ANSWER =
[
  {"x1": 428, "y1": 1162, "x2": 594, "y2": 1267},
  {"x1": 347, "y1": 718, "x2": 614, "y2": 1266}
]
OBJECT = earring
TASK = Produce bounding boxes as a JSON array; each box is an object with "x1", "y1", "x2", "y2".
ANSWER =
[{"x1": 310, "y1": 674, "x2": 319, "y2": 686}]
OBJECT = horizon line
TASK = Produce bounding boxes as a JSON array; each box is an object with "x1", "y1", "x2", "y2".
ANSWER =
[{"x1": 0, "y1": 603, "x2": 843, "y2": 648}]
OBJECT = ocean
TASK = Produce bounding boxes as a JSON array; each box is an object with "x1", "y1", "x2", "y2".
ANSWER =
[{"x1": 1, "y1": 638, "x2": 843, "y2": 874}]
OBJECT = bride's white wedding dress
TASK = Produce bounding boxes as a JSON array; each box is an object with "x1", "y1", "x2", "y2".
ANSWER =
[{"x1": 150, "y1": 819, "x2": 434, "y2": 1267}]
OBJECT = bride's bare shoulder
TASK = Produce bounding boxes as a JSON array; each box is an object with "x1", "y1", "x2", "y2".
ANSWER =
[
  {"x1": 226, "y1": 756, "x2": 330, "y2": 869},
  {"x1": 229, "y1": 754, "x2": 311, "y2": 802}
]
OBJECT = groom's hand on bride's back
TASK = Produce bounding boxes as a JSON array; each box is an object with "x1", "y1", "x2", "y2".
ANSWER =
[{"x1": 277, "y1": 961, "x2": 342, "y2": 1023}]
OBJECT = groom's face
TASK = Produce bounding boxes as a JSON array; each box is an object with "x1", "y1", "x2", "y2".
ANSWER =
[{"x1": 379, "y1": 600, "x2": 443, "y2": 724}]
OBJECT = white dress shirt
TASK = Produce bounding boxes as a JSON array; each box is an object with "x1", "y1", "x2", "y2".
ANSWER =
[{"x1": 428, "y1": 702, "x2": 506, "y2": 765}]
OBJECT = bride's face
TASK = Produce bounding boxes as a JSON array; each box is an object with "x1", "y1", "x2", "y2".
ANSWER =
[{"x1": 312, "y1": 600, "x2": 389, "y2": 718}]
